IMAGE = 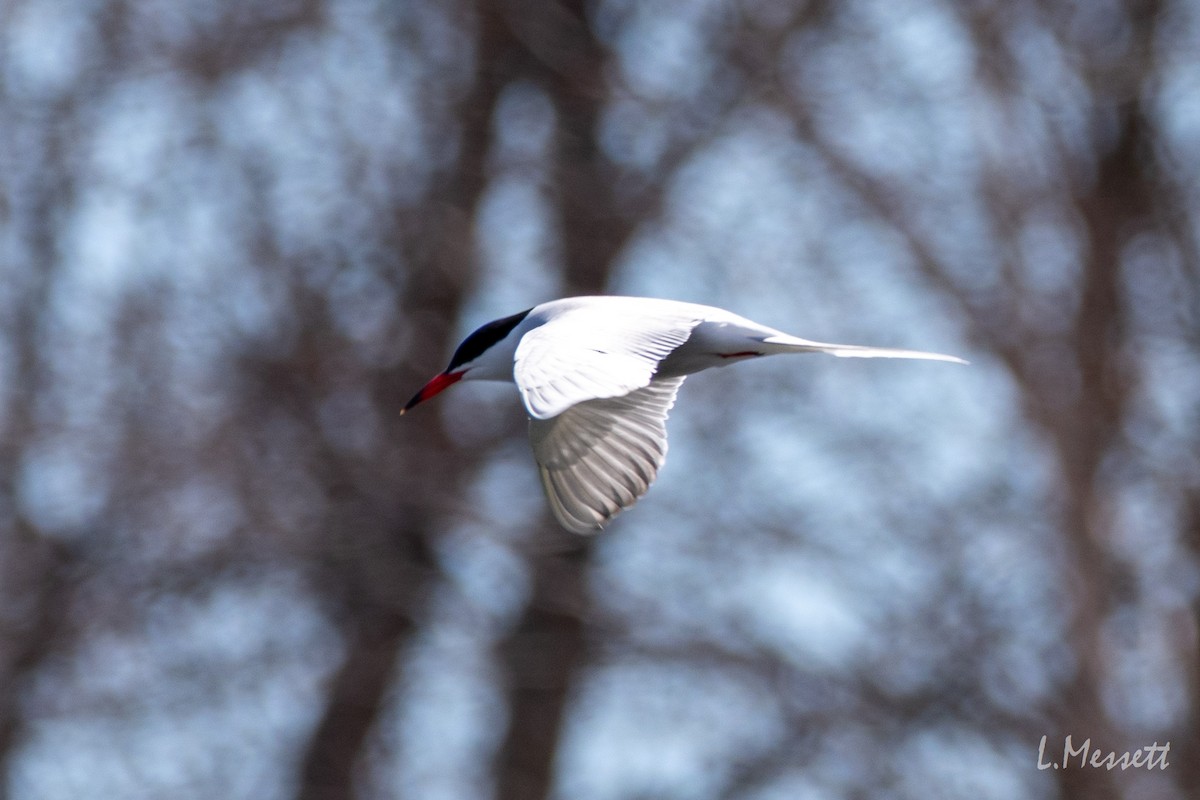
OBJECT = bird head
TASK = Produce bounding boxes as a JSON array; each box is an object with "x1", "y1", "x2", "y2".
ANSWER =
[{"x1": 401, "y1": 307, "x2": 532, "y2": 414}]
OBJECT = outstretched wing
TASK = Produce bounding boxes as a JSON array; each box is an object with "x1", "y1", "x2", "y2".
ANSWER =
[
  {"x1": 513, "y1": 308, "x2": 699, "y2": 420},
  {"x1": 528, "y1": 377, "x2": 685, "y2": 534}
]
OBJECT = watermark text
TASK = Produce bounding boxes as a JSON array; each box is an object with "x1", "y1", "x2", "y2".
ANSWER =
[{"x1": 1037, "y1": 735, "x2": 1170, "y2": 771}]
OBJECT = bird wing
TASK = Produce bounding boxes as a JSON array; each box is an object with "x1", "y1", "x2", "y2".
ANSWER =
[
  {"x1": 513, "y1": 308, "x2": 699, "y2": 419},
  {"x1": 528, "y1": 376, "x2": 685, "y2": 534}
]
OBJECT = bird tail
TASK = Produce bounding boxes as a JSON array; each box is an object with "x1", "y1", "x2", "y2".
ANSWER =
[{"x1": 761, "y1": 335, "x2": 968, "y2": 365}]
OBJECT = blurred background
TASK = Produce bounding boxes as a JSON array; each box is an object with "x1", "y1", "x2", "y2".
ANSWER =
[{"x1": 1, "y1": 1, "x2": 1198, "y2": 798}]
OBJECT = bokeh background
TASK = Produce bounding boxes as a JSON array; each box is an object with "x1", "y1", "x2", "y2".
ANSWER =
[{"x1": 2, "y1": 1, "x2": 1198, "y2": 798}]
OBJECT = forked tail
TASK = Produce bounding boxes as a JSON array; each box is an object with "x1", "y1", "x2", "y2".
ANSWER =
[{"x1": 761, "y1": 334, "x2": 968, "y2": 364}]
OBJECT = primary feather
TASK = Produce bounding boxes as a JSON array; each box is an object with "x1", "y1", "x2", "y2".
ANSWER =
[{"x1": 528, "y1": 377, "x2": 684, "y2": 533}]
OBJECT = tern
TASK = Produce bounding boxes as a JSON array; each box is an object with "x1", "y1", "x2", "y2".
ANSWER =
[{"x1": 403, "y1": 296, "x2": 965, "y2": 534}]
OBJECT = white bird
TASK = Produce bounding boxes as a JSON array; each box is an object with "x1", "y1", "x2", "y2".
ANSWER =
[{"x1": 402, "y1": 296, "x2": 966, "y2": 534}]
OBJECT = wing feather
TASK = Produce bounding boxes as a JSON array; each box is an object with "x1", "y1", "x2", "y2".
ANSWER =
[
  {"x1": 529, "y1": 377, "x2": 685, "y2": 534},
  {"x1": 514, "y1": 310, "x2": 698, "y2": 419}
]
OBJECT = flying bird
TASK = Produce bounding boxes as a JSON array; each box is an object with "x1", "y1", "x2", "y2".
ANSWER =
[{"x1": 402, "y1": 296, "x2": 966, "y2": 534}]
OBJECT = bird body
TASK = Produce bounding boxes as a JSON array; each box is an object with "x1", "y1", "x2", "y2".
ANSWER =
[{"x1": 404, "y1": 296, "x2": 965, "y2": 533}]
